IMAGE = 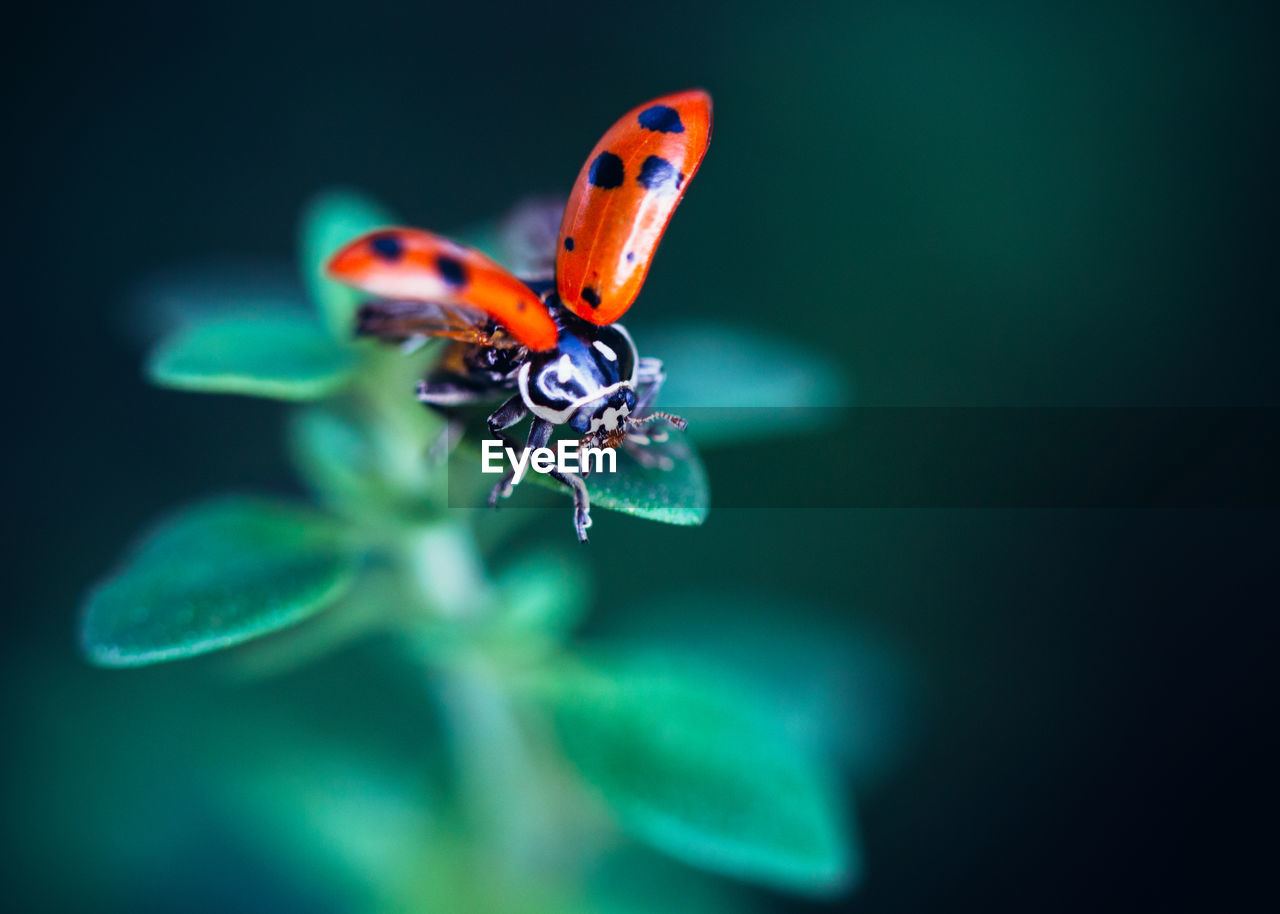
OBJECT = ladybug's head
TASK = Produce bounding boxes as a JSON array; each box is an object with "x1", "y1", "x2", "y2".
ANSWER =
[{"x1": 573, "y1": 386, "x2": 637, "y2": 450}]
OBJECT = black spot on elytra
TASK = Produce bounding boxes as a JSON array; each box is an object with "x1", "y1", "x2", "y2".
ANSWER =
[
  {"x1": 436, "y1": 254, "x2": 468, "y2": 288},
  {"x1": 637, "y1": 155, "x2": 684, "y2": 191},
  {"x1": 588, "y1": 151, "x2": 625, "y2": 189},
  {"x1": 517, "y1": 300, "x2": 528, "y2": 312},
  {"x1": 370, "y1": 234, "x2": 404, "y2": 261},
  {"x1": 626, "y1": 252, "x2": 635, "y2": 263},
  {"x1": 581, "y1": 286, "x2": 602, "y2": 308},
  {"x1": 637, "y1": 104, "x2": 685, "y2": 133},
  {"x1": 564, "y1": 237, "x2": 574, "y2": 251}
]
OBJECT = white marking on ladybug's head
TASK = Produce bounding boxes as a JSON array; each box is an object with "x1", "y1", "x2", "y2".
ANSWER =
[
  {"x1": 588, "y1": 404, "x2": 630, "y2": 434},
  {"x1": 555, "y1": 353, "x2": 575, "y2": 382},
  {"x1": 593, "y1": 339, "x2": 618, "y2": 361}
]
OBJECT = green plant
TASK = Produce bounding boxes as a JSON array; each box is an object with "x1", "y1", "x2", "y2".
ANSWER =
[{"x1": 78, "y1": 189, "x2": 866, "y2": 911}]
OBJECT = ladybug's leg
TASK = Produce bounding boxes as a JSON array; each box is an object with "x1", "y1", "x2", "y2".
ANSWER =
[
  {"x1": 625, "y1": 357, "x2": 686, "y2": 463},
  {"x1": 513, "y1": 417, "x2": 592, "y2": 542},
  {"x1": 486, "y1": 393, "x2": 529, "y2": 452},
  {"x1": 544, "y1": 463, "x2": 592, "y2": 544},
  {"x1": 416, "y1": 376, "x2": 489, "y2": 408},
  {"x1": 623, "y1": 358, "x2": 687, "y2": 471},
  {"x1": 486, "y1": 394, "x2": 530, "y2": 504},
  {"x1": 632, "y1": 357, "x2": 667, "y2": 417},
  {"x1": 415, "y1": 374, "x2": 491, "y2": 465},
  {"x1": 552, "y1": 466, "x2": 592, "y2": 543}
]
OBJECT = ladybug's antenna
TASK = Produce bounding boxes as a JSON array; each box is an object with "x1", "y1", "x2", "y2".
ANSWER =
[{"x1": 628, "y1": 411, "x2": 687, "y2": 432}]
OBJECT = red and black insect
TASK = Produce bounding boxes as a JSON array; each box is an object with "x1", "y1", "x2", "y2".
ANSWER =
[{"x1": 328, "y1": 89, "x2": 712, "y2": 541}]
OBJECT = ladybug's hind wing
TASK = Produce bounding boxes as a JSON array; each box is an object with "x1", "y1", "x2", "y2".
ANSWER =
[
  {"x1": 328, "y1": 227, "x2": 558, "y2": 351},
  {"x1": 354, "y1": 299, "x2": 523, "y2": 349},
  {"x1": 497, "y1": 196, "x2": 567, "y2": 284}
]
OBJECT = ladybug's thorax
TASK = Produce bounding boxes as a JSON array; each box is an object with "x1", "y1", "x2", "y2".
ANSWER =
[
  {"x1": 517, "y1": 302, "x2": 638, "y2": 432},
  {"x1": 463, "y1": 320, "x2": 525, "y2": 382}
]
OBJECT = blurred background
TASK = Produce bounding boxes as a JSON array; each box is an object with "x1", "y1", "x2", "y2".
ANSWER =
[{"x1": 4, "y1": 0, "x2": 1278, "y2": 911}]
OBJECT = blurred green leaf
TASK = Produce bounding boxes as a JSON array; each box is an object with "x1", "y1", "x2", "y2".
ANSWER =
[
  {"x1": 289, "y1": 406, "x2": 388, "y2": 511},
  {"x1": 636, "y1": 322, "x2": 851, "y2": 446},
  {"x1": 603, "y1": 592, "x2": 918, "y2": 788},
  {"x1": 300, "y1": 188, "x2": 396, "y2": 340},
  {"x1": 525, "y1": 429, "x2": 710, "y2": 527},
  {"x1": 289, "y1": 398, "x2": 447, "y2": 523},
  {"x1": 218, "y1": 585, "x2": 391, "y2": 682},
  {"x1": 80, "y1": 497, "x2": 358, "y2": 667},
  {"x1": 223, "y1": 731, "x2": 436, "y2": 909},
  {"x1": 146, "y1": 312, "x2": 357, "y2": 400},
  {"x1": 540, "y1": 652, "x2": 854, "y2": 894},
  {"x1": 584, "y1": 844, "x2": 756, "y2": 914},
  {"x1": 126, "y1": 257, "x2": 306, "y2": 346},
  {"x1": 489, "y1": 548, "x2": 592, "y2": 645}
]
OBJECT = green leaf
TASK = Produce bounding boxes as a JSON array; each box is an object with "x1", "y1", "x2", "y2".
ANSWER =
[
  {"x1": 490, "y1": 548, "x2": 592, "y2": 644},
  {"x1": 290, "y1": 406, "x2": 378, "y2": 499},
  {"x1": 300, "y1": 188, "x2": 396, "y2": 340},
  {"x1": 289, "y1": 394, "x2": 447, "y2": 522},
  {"x1": 146, "y1": 311, "x2": 357, "y2": 400},
  {"x1": 602, "y1": 593, "x2": 918, "y2": 788},
  {"x1": 525, "y1": 428, "x2": 710, "y2": 527},
  {"x1": 635, "y1": 322, "x2": 852, "y2": 447},
  {"x1": 540, "y1": 652, "x2": 855, "y2": 894},
  {"x1": 80, "y1": 497, "x2": 358, "y2": 667},
  {"x1": 129, "y1": 258, "x2": 306, "y2": 345}
]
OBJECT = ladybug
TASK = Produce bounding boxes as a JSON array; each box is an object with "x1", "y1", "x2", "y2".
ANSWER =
[{"x1": 327, "y1": 89, "x2": 712, "y2": 541}]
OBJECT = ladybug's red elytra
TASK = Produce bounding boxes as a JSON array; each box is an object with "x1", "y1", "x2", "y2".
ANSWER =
[
  {"x1": 556, "y1": 89, "x2": 712, "y2": 325},
  {"x1": 327, "y1": 89, "x2": 713, "y2": 541}
]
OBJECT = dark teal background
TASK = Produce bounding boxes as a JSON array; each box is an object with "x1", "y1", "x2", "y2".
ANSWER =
[{"x1": 4, "y1": 0, "x2": 1277, "y2": 911}]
